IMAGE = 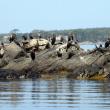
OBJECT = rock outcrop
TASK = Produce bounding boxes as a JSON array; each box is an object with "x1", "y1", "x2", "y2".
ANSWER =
[{"x1": 0, "y1": 42, "x2": 110, "y2": 80}]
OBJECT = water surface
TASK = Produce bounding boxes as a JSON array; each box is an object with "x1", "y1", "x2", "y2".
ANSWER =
[
  {"x1": 0, "y1": 79, "x2": 110, "y2": 110},
  {"x1": 80, "y1": 44, "x2": 95, "y2": 51}
]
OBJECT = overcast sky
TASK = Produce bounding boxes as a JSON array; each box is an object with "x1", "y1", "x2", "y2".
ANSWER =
[{"x1": 0, "y1": 0, "x2": 110, "y2": 33}]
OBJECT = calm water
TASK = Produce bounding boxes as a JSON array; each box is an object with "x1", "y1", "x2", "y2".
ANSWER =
[
  {"x1": 0, "y1": 79, "x2": 110, "y2": 110},
  {"x1": 80, "y1": 44, "x2": 95, "y2": 51}
]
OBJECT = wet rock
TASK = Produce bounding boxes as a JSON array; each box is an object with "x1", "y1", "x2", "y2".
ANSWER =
[{"x1": 0, "y1": 69, "x2": 19, "y2": 80}]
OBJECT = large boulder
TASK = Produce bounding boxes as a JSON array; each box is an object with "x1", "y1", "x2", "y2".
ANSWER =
[
  {"x1": 23, "y1": 38, "x2": 50, "y2": 50},
  {"x1": 0, "y1": 42, "x2": 26, "y2": 68},
  {"x1": 4, "y1": 42, "x2": 26, "y2": 59}
]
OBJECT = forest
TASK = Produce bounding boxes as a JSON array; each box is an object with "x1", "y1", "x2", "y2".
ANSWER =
[{"x1": 0, "y1": 27, "x2": 110, "y2": 42}]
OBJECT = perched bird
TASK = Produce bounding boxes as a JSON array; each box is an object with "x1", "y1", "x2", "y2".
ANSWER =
[
  {"x1": 67, "y1": 51, "x2": 75, "y2": 59},
  {"x1": 14, "y1": 40, "x2": 21, "y2": 47},
  {"x1": 99, "y1": 44, "x2": 102, "y2": 48},
  {"x1": 60, "y1": 36, "x2": 64, "y2": 43},
  {"x1": 22, "y1": 35, "x2": 27, "y2": 40},
  {"x1": 30, "y1": 49, "x2": 36, "y2": 61},
  {"x1": 66, "y1": 41, "x2": 72, "y2": 52},
  {"x1": 1, "y1": 42, "x2": 5, "y2": 48},
  {"x1": 57, "y1": 49, "x2": 62, "y2": 58},
  {"x1": 38, "y1": 34, "x2": 42, "y2": 39},
  {"x1": 105, "y1": 40, "x2": 110, "y2": 48},
  {"x1": 51, "y1": 34, "x2": 56, "y2": 45},
  {"x1": 68, "y1": 34, "x2": 72, "y2": 42},
  {"x1": 30, "y1": 36, "x2": 33, "y2": 39},
  {"x1": 45, "y1": 42, "x2": 50, "y2": 49},
  {"x1": 9, "y1": 33, "x2": 17, "y2": 43},
  {"x1": 29, "y1": 33, "x2": 33, "y2": 39},
  {"x1": 68, "y1": 33, "x2": 75, "y2": 42}
]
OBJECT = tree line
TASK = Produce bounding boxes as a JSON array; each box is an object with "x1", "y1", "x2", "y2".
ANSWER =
[{"x1": 0, "y1": 27, "x2": 110, "y2": 42}]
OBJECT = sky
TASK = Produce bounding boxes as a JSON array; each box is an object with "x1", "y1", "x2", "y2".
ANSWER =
[{"x1": 0, "y1": 0, "x2": 110, "y2": 33}]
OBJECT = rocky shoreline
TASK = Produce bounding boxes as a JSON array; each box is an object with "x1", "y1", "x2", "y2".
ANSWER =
[
  {"x1": 0, "y1": 41, "x2": 110, "y2": 81},
  {"x1": 0, "y1": 43, "x2": 110, "y2": 80}
]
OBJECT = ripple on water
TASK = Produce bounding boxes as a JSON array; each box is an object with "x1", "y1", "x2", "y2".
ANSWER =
[{"x1": 0, "y1": 79, "x2": 110, "y2": 110}]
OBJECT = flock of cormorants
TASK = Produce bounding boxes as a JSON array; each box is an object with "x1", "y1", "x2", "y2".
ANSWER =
[{"x1": 0, "y1": 33, "x2": 110, "y2": 61}]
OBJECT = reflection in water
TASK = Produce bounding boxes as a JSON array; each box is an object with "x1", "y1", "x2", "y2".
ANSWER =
[{"x1": 0, "y1": 79, "x2": 110, "y2": 110}]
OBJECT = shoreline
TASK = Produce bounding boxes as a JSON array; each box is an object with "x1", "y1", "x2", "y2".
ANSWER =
[{"x1": 0, "y1": 41, "x2": 110, "y2": 81}]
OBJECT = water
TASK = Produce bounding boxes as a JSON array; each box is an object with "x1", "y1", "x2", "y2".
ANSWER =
[
  {"x1": 0, "y1": 79, "x2": 110, "y2": 110},
  {"x1": 80, "y1": 43, "x2": 104, "y2": 51},
  {"x1": 80, "y1": 44, "x2": 95, "y2": 51}
]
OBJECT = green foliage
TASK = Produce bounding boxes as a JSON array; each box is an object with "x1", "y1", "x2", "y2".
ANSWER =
[{"x1": 0, "y1": 27, "x2": 110, "y2": 42}]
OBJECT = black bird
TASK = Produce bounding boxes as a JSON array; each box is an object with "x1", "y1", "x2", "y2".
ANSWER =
[
  {"x1": 22, "y1": 35, "x2": 27, "y2": 40},
  {"x1": 68, "y1": 33, "x2": 74, "y2": 42},
  {"x1": 14, "y1": 40, "x2": 21, "y2": 47},
  {"x1": 66, "y1": 41, "x2": 72, "y2": 52},
  {"x1": 1, "y1": 42, "x2": 4, "y2": 48},
  {"x1": 9, "y1": 33, "x2": 17, "y2": 43},
  {"x1": 99, "y1": 44, "x2": 102, "y2": 48},
  {"x1": 57, "y1": 49, "x2": 62, "y2": 58},
  {"x1": 30, "y1": 49, "x2": 35, "y2": 61},
  {"x1": 60, "y1": 36, "x2": 64, "y2": 43},
  {"x1": 105, "y1": 41, "x2": 110, "y2": 48},
  {"x1": 29, "y1": 33, "x2": 33, "y2": 39},
  {"x1": 38, "y1": 34, "x2": 42, "y2": 39},
  {"x1": 30, "y1": 36, "x2": 33, "y2": 39},
  {"x1": 68, "y1": 36, "x2": 71, "y2": 42},
  {"x1": 67, "y1": 52, "x2": 75, "y2": 59},
  {"x1": 45, "y1": 43, "x2": 50, "y2": 49},
  {"x1": 51, "y1": 34, "x2": 56, "y2": 45},
  {"x1": 9, "y1": 37, "x2": 12, "y2": 43}
]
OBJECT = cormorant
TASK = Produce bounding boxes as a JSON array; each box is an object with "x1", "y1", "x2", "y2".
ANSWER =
[
  {"x1": 68, "y1": 33, "x2": 74, "y2": 42},
  {"x1": 14, "y1": 40, "x2": 21, "y2": 47},
  {"x1": 30, "y1": 36, "x2": 33, "y2": 39},
  {"x1": 60, "y1": 36, "x2": 64, "y2": 43},
  {"x1": 105, "y1": 40, "x2": 110, "y2": 48},
  {"x1": 9, "y1": 33, "x2": 17, "y2": 43},
  {"x1": 1, "y1": 42, "x2": 4, "y2": 48},
  {"x1": 99, "y1": 44, "x2": 102, "y2": 48},
  {"x1": 66, "y1": 41, "x2": 72, "y2": 52},
  {"x1": 67, "y1": 52, "x2": 75, "y2": 59},
  {"x1": 51, "y1": 34, "x2": 56, "y2": 45},
  {"x1": 45, "y1": 42, "x2": 50, "y2": 49},
  {"x1": 30, "y1": 49, "x2": 36, "y2": 61},
  {"x1": 29, "y1": 33, "x2": 33, "y2": 39},
  {"x1": 22, "y1": 35, "x2": 27, "y2": 40},
  {"x1": 57, "y1": 49, "x2": 62, "y2": 58}
]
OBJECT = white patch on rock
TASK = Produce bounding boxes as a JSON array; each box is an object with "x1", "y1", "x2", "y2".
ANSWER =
[
  {"x1": 0, "y1": 48, "x2": 4, "y2": 55},
  {"x1": 80, "y1": 56, "x2": 87, "y2": 64}
]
